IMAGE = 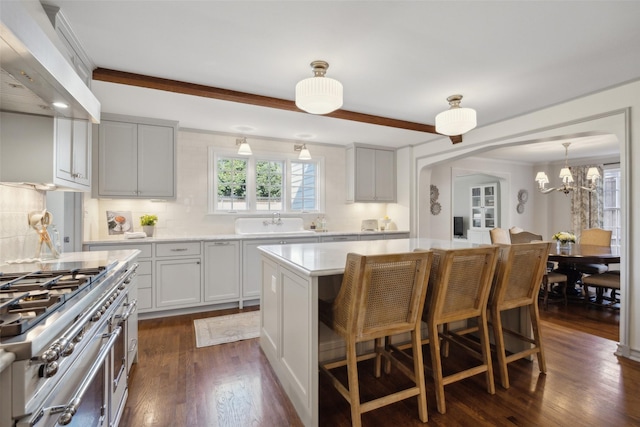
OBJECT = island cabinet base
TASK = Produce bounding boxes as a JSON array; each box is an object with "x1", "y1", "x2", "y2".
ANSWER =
[{"x1": 259, "y1": 254, "x2": 320, "y2": 426}]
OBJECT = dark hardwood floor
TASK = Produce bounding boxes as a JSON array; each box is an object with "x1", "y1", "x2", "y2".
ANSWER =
[{"x1": 121, "y1": 301, "x2": 637, "y2": 427}]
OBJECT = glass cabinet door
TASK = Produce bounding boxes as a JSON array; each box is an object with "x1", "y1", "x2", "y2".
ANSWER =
[{"x1": 470, "y1": 184, "x2": 498, "y2": 229}]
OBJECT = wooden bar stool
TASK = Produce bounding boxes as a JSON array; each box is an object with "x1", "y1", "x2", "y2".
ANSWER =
[
  {"x1": 422, "y1": 246, "x2": 499, "y2": 414},
  {"x1": 319, "y1": 251, "x2": 433, "y2": 427},
  {"x1": 489, "y1": 242, "x2": 550, "y2": 389}
]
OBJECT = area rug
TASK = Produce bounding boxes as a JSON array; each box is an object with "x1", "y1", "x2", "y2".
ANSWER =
[{"x1": 194, "y1": 311, "x2": 260, "y2": 348}]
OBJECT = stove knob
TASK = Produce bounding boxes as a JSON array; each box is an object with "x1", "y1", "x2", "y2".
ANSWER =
[
  {"x1": 92, "y1": 311, "x2": 102, "y2": 322},
  {"x1": 61, "y1": 342, "x2": 75, "y2": 357},
  {"x1": 74, "y1": 331, "x2": 84, "y2": 343},
  {"x1": 39, "y1": 361, "x2": 58, "y2": 378}
]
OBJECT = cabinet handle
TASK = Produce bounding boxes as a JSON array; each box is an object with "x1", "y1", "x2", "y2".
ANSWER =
[
  {"x1": 170, "y1": 248, "x2": 188, "y2": 252},
  {"x1": 213, "y1": 242, "x2": 230, "y2": 246}
]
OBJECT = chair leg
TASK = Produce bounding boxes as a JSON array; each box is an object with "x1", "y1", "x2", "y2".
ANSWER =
[
  {"x1": 542, "y1": 275, "x2": 549, "y2": 310},
  {"x1": 346, "y1": 340, "x2": 362, "y2": 427},
  {"x1": 411, "y1": 329, "x2": 429, "y2": 422},
  {"x1": 428, "y1": 321, "x2": 447, "y2": 414},
  {"x1": 478, "y1": 311, "x2": 496, "y2": 395},
  {"x1": 490, "y1": 306, "x2": 510, "y2": 389},
  {"x1": 529, "y1": 301, "x2": 547, "y2": 373}
]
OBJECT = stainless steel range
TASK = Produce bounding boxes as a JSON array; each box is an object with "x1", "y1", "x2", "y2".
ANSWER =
[{"x1": 0, "y1": 252, "x2": 139, "y2": 427}]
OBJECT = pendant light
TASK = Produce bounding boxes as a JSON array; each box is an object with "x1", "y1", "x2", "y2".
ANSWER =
[
  {"x1": 294, "y1": 143, "x2": 311, "y2": 160},
  {"x1": 236, "y1": 137, "x2": 252, "y2": 155},
  {"x1": 435, "y1": 94, "x2": 477, "y2": 136},
  {"x1": 295, "y1": 60, "x2": 343, "y2": 115}
]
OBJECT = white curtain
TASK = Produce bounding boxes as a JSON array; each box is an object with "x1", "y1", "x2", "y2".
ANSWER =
[{"x1": 571, "y1": 165, "x2": 603, "y2": 240}]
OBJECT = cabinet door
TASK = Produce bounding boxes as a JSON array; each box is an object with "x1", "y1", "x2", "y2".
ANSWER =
[
  {"x1": 354, "y1": 147, "x2": 376, "y2": 200},
  {"x1": 156, "y1": 258, "x2": 201, "y2": 308},
  {"x1": 204, "y1": 241, "x2": 240, "y2": 302},
  {"x1": 99, "y1": 121, "x2": 138, "y2": 196},
  {"x1": 137, "y1": 124, "x2": 175, "y2": 198},
  {"x1": 55, "y1": 117, "x2": 74, "y2": 183},
  {"x1": 373, "y1": 149, "x2": 395, "y2": 202},
  {"x1": 72, "y1": 119, "x2": 91, "y2": 187}
]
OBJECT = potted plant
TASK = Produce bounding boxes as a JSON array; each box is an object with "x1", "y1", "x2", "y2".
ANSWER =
[{"x1": 140, "y1": 214, "x2": 158, "y2": 237}]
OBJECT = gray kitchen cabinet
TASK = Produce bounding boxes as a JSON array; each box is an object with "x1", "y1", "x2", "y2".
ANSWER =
[
  {"x1": 346, "y1": 144, "x2": 396, "y2": 202},
  {"x1": 55, "y1": 117, "x2": 91, "y2": 188},
  {"x1": 320, "y1": 235, "x2": 358, "y2": 242},
  {"x1": 242, "y1": 236, "x2": 319, "y2": 302},
  {"x1": 156, "y1": 258, "x2": 202, "y2": 308},
  {"x1": 204, "y1": 241, "x2": 241, "y2": 303},
  {"x1": 0, "y1": 112, "x2": 91, "y2": 191},
  {"x1": 95, "y1": 114, "x2": 177, "y2": 199},
  {"x1": 85, "y1": 243, "x2": 153, "y2": 311},
  {"x1": 385, "y1": 232, "x2": 410, "y2": 239}
]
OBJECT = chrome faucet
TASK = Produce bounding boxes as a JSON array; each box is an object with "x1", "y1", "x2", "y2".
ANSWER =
[{"x1": 273, "y1": 212, "x2": 282, "y2": 225}]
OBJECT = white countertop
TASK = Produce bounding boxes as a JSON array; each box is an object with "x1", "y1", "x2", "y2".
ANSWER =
[
  {"x1": 258, "y1": 238, "x2": 477, "y2": 276},
  {"x1": 1, "y1": 249, "x2": 141, "y2": 274},
  {"x1": 83, "y1": 230, "x2": 409, "y2": 245}
]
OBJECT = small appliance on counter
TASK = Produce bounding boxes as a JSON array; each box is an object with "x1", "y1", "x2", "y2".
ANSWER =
[{"x1": 361, "y1": 219, "x2": 379, "y2": 231}]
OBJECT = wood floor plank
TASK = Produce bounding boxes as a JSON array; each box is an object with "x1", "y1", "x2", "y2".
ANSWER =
[{"x1": 120, "y1": 303, "x2": 638, "y2": 427}]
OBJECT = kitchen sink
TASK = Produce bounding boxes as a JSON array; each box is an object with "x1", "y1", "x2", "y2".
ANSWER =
[{"x1": 234, "y1": 217, "x2": 313, "y2": 235}]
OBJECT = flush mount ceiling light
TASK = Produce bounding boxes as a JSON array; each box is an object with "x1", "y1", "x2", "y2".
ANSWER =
[
  {"x1": 295, "y1": 60, "x2": 343, "y2": 115},
  {"x1": 435, "y1": 94, "x2": 477, "y2": 136},
  {"x1": 535, "y1": 142, "x2": 600, "y2": 195},
  {"x1": 236, "y1": 137, "x2": 252, "y2": 155},
  {"x1": 294, "y1": 143, "x2": 311, "y2": 160}
]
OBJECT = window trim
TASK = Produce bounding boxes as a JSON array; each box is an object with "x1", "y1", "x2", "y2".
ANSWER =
[{"x1": 208, "y1": 147, "x2": 324, "y2": 215}]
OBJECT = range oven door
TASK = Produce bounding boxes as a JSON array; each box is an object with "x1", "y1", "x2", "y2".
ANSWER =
[
  {"x1": 110, "y1": 292, "x2": 136, "y2": 427},
  {"x1": 16, "y1": 326, "x2": 121, "y2": 427}
]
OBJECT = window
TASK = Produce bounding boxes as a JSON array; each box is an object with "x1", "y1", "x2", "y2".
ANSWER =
[
  {"x1": 256, "y1": 160, "x2": 283, "y2": 211},
  {"x1": 291, "y1": 162, "x2": 317, "y2": 211},
  {"x1": 210, "y1": 149, "x2": 322, "y2": 214},
  {"x1": 602, "y1": 167, "x2": 621, "y2": 250},
  {"x1": 216, "y1": 158, "x2": 247, "y2": 211}
]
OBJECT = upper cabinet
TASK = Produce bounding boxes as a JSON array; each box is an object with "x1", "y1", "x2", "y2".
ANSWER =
[
  {"x1": 0, "y1": 112, "x2": 92, "y2": 191},
  {"x1": 346, "y1": 144, "x2": 396, "y2": 203},
  {"x1": 42, "y1": 4, "x2": 94, "y2": 88},
  {"x1": 94, "y1": 114, "x2": 178, "y2": 199}
]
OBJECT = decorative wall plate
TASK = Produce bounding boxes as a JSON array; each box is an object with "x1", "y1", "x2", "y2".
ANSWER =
[
  {"x1": 518, "y1": 189, "x2": 528, "y2": 203},
  {"x1": 430, "y1": 201, "x2": 442, "y2": 215},
  {"x1": 430, "y1": 184, "x2": 439, "y2": 202}
]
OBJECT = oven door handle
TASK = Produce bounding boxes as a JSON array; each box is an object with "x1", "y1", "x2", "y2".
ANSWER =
[
  {"x1": 121, "y1": 298, "x2": 137, "y2": 321},
  {"x1": 56, "y1": 326, "x2": 121, "y2": 426}
]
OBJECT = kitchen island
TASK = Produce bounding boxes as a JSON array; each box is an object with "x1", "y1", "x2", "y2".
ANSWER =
[{"x1": 257, "y1": 238, "x2": 476, "y2": 427}]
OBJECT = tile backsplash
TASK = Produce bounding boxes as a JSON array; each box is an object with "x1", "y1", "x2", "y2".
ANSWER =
[{"x1": 0, "y1": 184, "x2": 46, "y2": 262}]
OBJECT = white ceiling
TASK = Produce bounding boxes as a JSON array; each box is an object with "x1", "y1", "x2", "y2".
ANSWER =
[{"x1": 47, "y1": 1, "x2": 640, "y2": 162}]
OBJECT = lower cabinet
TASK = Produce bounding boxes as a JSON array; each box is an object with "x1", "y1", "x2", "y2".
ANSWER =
[
  {"x1": 156, "y1": 258, "x2": 202, "y2": 308},
  {"x1": 204, "y1": 241, "x2": 240, "y2": 302}
]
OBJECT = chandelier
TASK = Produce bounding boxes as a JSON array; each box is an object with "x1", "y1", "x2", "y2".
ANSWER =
[
  {"x1": 295, "y1": 60, "x2": 343, "y2": 115},
  {"x1": 535, "y1": 142, "x2": 600, "y2": 195},
  {"x1": 435, "y1": 94, "x2": 477, "y2": 136}
]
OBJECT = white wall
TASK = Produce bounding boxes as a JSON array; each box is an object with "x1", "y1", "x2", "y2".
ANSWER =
[
  {"x1": 83, "y1": 130, "x2": 394, "y2": 240},
  {"x1": 411, "y1": 79, "x2": 638, "y2": 362}
]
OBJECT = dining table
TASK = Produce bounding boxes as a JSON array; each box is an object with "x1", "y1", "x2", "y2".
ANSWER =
[{"x1": 548, "y1": 243, "x2": 621, "y2": 300}]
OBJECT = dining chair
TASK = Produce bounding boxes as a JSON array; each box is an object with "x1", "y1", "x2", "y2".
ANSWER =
[
  {"x1": 318, "y1": 251, "x2": 433, "y2": 427},
  {"x1": 422, "y1": 246, "x2": 499, "y2": 414},
  {"x1": 506, "y1": 230, "x2": 568, "y2": 309},
  {"x1": 488, "y1": 242, "x2": 550, "y2": 389},
  {"x1": 508, "y1": 230, "x2": 543, "y2": 244},
  {"x1": 577, "y1": 228, "x2": 613, "y2": 301},
  {"x1": 581, "y1": 270, "x2": 620, "y2": 307},
  {"x1": 490, "y1": 227, "x2": 511, "y2": 244}
]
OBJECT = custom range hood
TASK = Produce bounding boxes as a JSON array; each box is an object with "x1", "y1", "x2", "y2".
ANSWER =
[{"x1": 0, "y1": 0, "x2": 100, "y2": 122}]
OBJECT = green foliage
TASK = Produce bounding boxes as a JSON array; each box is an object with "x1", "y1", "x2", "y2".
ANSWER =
[{"x1": 140, "y1": 214, "x2": 158, "y2": 226}]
